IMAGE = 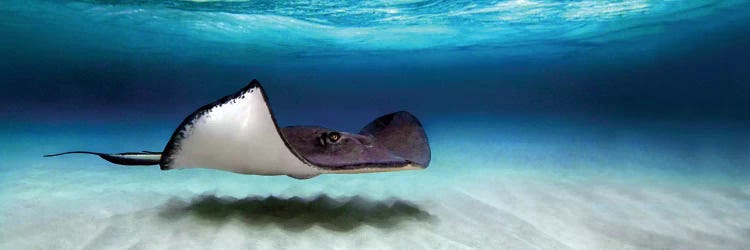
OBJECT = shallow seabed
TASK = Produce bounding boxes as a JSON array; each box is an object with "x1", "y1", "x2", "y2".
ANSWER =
[{"x1": 1, "y1": 120, "x2": 748, "y2": 249}]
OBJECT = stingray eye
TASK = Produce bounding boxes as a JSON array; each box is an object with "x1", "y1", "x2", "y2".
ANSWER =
[{"x1": 327, "y1": 132, "x2": 341, "y2": 143}]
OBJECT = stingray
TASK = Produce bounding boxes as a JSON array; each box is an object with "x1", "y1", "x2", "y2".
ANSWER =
[{"x1": 45, "y1": 79, "x2": 431, "y2": 179}]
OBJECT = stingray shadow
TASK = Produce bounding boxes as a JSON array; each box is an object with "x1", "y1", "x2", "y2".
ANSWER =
[{"x1": 159, "y1": 194, "x2": 434, "y2": 232}]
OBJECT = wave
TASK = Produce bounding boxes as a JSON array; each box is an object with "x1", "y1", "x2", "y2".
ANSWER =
[
  {"x1": 73, "y1": 0, "x2": 746, "y2": 25},
  {"x1": 1, "y1": 0, "x2": 748, "y2": 58}
]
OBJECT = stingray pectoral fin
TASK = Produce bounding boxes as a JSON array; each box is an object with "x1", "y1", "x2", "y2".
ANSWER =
[
  {"x1": 360, "y1": 111, "x2": 431, "y2": 168},
  {"x1": 44, "y1": 151, "x2": 162, "y2": 166},
  {"x1": 159, "y1": 79, "x2": 320, "y2": 178}
]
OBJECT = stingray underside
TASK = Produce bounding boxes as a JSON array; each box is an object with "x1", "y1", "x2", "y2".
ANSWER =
[{"x1": 159, "y1": 79, "x2": 320, "y2": 178}]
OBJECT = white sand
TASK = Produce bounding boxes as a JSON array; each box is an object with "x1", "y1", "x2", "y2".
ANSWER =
[
  {"x1": 1, "y1": 121, "x2": 748, "y2": 249},
  {"x1": 1, "y1": 164, "x2": 748, "y2": 250}
]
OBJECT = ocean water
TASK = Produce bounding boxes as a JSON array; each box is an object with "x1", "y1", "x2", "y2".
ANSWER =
[{"x1": 2, "y1": 0, "x2": 750, "y2": 249}]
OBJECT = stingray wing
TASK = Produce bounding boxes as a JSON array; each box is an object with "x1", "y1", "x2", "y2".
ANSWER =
[
  {"x1": 360, "y1": 111, "x2": 431, "y2": 167},
  {"x1": 160, "y1": 80, "x2": 320, "y2": 178}
]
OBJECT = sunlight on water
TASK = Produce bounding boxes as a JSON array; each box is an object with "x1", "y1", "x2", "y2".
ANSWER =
[{"x1": 1, "y1": 0, "x2": 747, "y2": 59}]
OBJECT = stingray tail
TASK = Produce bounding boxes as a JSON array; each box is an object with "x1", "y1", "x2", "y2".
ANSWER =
[{"x1": 44, "y1": 151, "x2": 162, "y2": 166}]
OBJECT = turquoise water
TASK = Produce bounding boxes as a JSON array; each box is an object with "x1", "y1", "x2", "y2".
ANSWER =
[
  {"x1": 2, "y1": 0, "x2": 748, "y2": 58},
  {"x1": 2, "y1": 0, "x2": 750, "y2": 249}
]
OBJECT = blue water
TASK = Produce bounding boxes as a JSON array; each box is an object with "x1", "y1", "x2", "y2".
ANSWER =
[
  {"x1": 2, "y1": 0, "x2": 750, "y2": 121},
  {"x1": 2, "y1": 0, "x2": 750, "y2": 249}
]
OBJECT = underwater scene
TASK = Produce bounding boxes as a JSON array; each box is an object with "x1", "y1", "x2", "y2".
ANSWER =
[{"x1": 2, "y1": 0, "x2": 750, "y2": 249}]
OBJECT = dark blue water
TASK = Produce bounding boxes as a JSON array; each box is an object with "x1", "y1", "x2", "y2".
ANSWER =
[
  {"x1": 1, "y1": 1, "x2": 750, "y2": 249},
  {"x1": 3, "y1": 0, "x2": 749, "y2": 121}
]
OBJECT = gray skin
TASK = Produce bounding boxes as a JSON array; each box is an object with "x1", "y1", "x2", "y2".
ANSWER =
[
  {"x1": 358, "y1": 111, "x2": 431, "y2": 167},
  {"x1": 281, "y1": 126, "x2": 410, "y2": 170},
  {"x1": 279, "y1": 111, "x2": 431, "y2": 171}
]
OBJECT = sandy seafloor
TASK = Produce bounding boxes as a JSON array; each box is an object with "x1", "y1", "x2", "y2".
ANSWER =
[{"x1": 1, "y1": 119, "x2": 748, "y2": 250}]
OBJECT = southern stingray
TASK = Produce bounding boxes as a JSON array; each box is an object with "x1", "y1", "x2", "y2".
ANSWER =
[{"x1": 45, "y1": 80, "x2": 431, "y2": 179}]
